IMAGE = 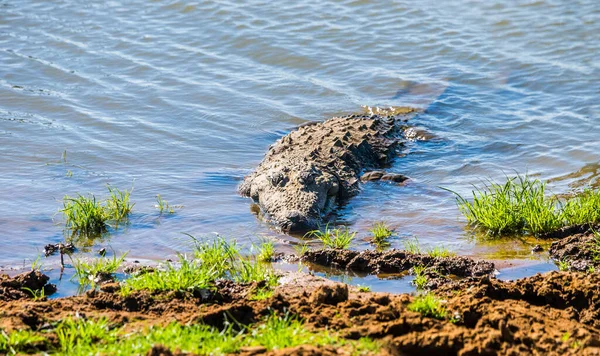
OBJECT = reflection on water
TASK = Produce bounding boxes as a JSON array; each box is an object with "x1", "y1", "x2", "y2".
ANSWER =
[{"x1": 0, "y1": 0, "x2": 598, "y2": 294}]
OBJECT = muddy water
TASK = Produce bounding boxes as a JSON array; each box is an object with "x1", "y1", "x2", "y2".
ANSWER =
[{"x1": 1, "y1": 1, "x2": 599, "y2": 291}]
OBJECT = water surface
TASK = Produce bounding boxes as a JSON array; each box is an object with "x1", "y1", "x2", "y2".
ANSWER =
[{"x1": 1, "y1": 1, "x2": 599, "y2": 286}]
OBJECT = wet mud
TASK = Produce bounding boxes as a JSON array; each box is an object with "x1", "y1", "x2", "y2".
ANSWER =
[
  {"x1": 1, "y1": 270, "x2": 600, "y2": 355},
  {"x1": 548, "y1": 225, "x2": 600, "y2": 272},
  {"x1": 239, "y1": 109, "x2": 417, "y2": 232},
  {"x1": 302, "y1": 249, "x2": 495, "y2": 289},
  {"x1": 0, "y1": 270, "x2": 56, "y2": 301}
]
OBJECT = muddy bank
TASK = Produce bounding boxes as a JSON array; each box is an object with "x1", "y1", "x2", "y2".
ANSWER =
[
  {"x1": 239, "y1": 109, "x2": 416, "y2": 232},
  {"x1": 1, "y1": 270, "x2": 600, "y2": 355},
  {"x1": 0, "y1": 270, "x2": 56, "y2": 301},
  {"x1": 302, "y1": 248, "x2": 495, "y2": 289},
  {"x1": 549, "y1": 227, "x2": 600, "y2": 272}
]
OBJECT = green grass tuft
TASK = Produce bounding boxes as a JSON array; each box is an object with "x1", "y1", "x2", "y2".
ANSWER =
[
  {"x1": 305, "y1": 225, "x2": 356, "y2": 249},
  {"x1": 403, "y1": 237, "x2": 421, "y2": 254},
  {"x1": 71, "y1": 251, "x2": 128, "y2": 288},
  {"x1": 0, "y1": 329, "x2": 47, "y2": 355},
  {"x1": 121, "y1": 254, "x2": 217, "y2": 296},
  {"x1": 449, "y1": 175, "x2": 600, "y2": 237},
  {"x1": 369, "y1": 221, "x2": 393, "y2": 248},
  {"x1": 408, "y1": 293, "x2": 447, "y2": 319},
  {"x1": 411, "y1": 265, "x2": 428, "y2": 290},
  {"x1": 62, "y1": 185, "x2": 134, "y2": 235},
  {"x1": 255, "y1": 240, "x2": 275, "y2": 262},
  {"x1": 427, "y1": 246, "x2": 456, "y2": 258},
  {"x1": 558, "y1": 259, "x2": 571, "y2": 271}
]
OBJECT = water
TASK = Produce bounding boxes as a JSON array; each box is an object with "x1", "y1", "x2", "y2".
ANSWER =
[{"x1": 1, "y1": 1, "x2": 599, "y2": 286}]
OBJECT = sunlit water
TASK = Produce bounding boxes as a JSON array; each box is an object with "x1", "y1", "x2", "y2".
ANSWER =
[{"x1": 1, "y1": 0, "x2": 598, "y2": 292}]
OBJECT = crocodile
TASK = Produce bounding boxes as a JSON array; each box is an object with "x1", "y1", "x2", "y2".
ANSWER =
[{"x1": 239, "y1": 108, "x2": 417, "y2": 232}]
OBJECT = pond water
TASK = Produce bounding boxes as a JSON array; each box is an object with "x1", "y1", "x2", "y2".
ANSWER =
[{"x1": 1, "y1": 0, "x2": 598, "y2": 292}]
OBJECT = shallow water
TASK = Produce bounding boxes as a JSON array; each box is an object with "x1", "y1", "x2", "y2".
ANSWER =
[{"x1": 1, "y1": 1, "x2": 599, "y2": 287}]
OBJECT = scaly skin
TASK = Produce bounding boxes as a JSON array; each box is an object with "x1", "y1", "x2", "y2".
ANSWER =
[{"x1": 239, "y1": 109, "x2": 416, "y2": 232}]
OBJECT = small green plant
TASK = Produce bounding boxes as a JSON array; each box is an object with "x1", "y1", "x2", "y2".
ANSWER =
[
  {"x1": 246, "y1": 312, "x2": 338, "y2": 350},
  {"x1": 155, "y1": 194, "x2": 176, "y2": 214},
  {"x1": 403, "y1": 237, "x2": 421, "y2": 254},
  {"x1": 588, "y1": 265, "x2": 596, "y2": 273},
  {"x1": 30, "y1": 255, "x2": 43, "y2": 271},
  {"x1": 293, "y1": 243, "x2": 310, "y2": 256},
  {"x1": 106, "y1": 185, "x2": 134, "y2": 224},
  {"x1": 121, "y1": 254, "x2": 217, "y2": 296},
  {"x1": 255, "y1": 240, "x2": 275, "y2": 262},
  {"x1": 411, "y1": 265, "x2": 428, "y2": 290},
  {"x1": 369, "y1": 221, "x2": 393, "y2": 248},
  {"x1": 21, "y1": 287, "x2": 46, "y2": 301},
  {"x1": 357, "y1": 285, "x2": 371, "y2": 292},
  {"x1": 71, "y1": 251, "x2": 128, "y2": 287},
  {"x1": 427, "y1": 246, "x2": 455, "y2": 258},
  {"x1": 55, "y1": 317, "x2": 116, "y2": 354},
  {"x1": 561, "y1": 331, "x2": 571, "y2": 342},
  {"x1": 0, "y1": 329, "x2": 47, "y2": 354},
  {"x1": 589, "y1": 229, "x2": 600, "y2": 262},
  {"x1": 233, "y1": 259, "x2": 279, "y2": 287},
  {"x1": 191, "y1": 235, "x2": 240, "y2": 279},
  {"x1": 62, "y1": 194, "x2": 108, "y2": 235},
  {"x1": 249, "y1": 287, "x2": 275, "y2": 301},
  {"x1": 408, "y1": 293, "x2": 447, "y2": 319},
  {"x1": 558, "y1": 259, "x2": 570, "y2": 271},
  {"x1": 306, "y1": 225, "x2": 356, "y2": 249},
  {"x1": 62, "y1": 185, "x2": 134, "y2": 235}
]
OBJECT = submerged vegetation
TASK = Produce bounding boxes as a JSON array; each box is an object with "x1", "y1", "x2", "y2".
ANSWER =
[
  {"x1": 61, "y1": 185, "x2": 134, "y2": 235},
  {"x1": 369, "y1": 221, "x2": 393, "y2": 248},
  {"x1": 450, "y1": 175, "x2": 600, "y2": 237},
  {"x1": 305, "y1": 225, "x2": 356, "y2": 249},
  {"x1": 0, "y1": 313, "x2": 380, "y2": 355}
]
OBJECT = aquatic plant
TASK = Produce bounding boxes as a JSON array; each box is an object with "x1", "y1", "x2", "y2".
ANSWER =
[
  {"x1": 427, "y1": 246, "x2": 455, "y2": 258},
  {"x1": 293, "y1": 242, "x2": 311, "y2": 256},
  {"x1": 411, "y1": 265, "x2": 428, "y2": 290},
  {"x1": 408, "y1": 293, "x2": 447, "y2": 320},
  {"x1": 403, "y1": 237, "x2": 421, "y2": 254},
  {"x1": 255, "y1": 240, "x2": 275, "y2": 262},
  {"x1": 449, "y1": 174, "x2": 600, "y2": 237},
  {"x1": 305, "y1": 225, "x2": 356, "y2": 249},
  {"x1": 369, "y1": 221, "x2": 393, "y2": 248},
  {"x1": 71, "y1": 251, "x2": 128, "y2": 288},
  {"x1": 105, "y1": 185, "x2": 134, "y2": 224},
  {"x1": 155, "y1": 194, "x2": 181, "y2": 214},
  {"x1": 62, "y1": 194, "x2": 108, "y2": 235},
  {"x1": 62, "y1": 185, "x2": 134, "y2": 235}
]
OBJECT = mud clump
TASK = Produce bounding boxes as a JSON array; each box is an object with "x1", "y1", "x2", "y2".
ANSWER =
[
  {"x1": 0, "y1": 270, "x2": 56, "y2": 300},
  {"x1": 302, "y1": 249, "x2": 495, "y2": 289},
  {"x1": 309, "y1": 284, "x2": 348, "y2": 305},
  {"x1": 239, "y1": 109, "x2": 417, "y2": 232},
  {"x1": 549, "y1": 229, "x2": 600, "y2": 271}
]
